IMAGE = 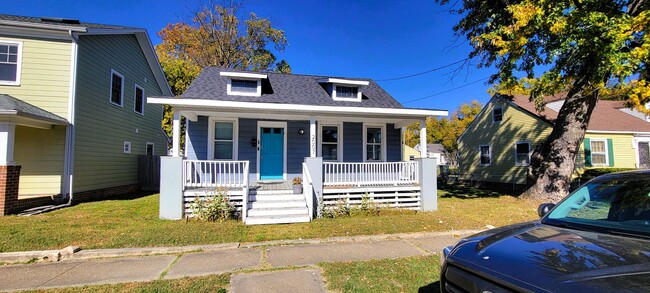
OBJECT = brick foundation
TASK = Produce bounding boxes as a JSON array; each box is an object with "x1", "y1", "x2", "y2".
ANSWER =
[{"x1": 0, "y1": 165, "x2": 21, "y2": 215}]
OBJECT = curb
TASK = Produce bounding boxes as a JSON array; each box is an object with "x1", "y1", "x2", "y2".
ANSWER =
[{"x1": 0, "y1": 229, "x2": 485, "y2": 265}]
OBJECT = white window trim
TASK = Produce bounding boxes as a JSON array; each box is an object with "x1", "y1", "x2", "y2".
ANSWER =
[
  {"x1": 633, "y1": 136, "x2": 650, "y2": 168},
  {"x1": 133, "y1": 84, "x2": 145, "y2": 115},
  {"x1": 318, "y1": 122, "x2": 344, "y2": 162},
  {"x1": 479, "y1": 144, "x2": 491, "y2": 166},
  {"x1": 590, "y1": 138, "x2": 609, "y2": 166},
  {"x1": 207, "y1": 117, "x2": 239, "y2": 160},
  {"x1": 123, "y1": 141, "x2": 132, "y2": 154},
  {"x1": 109, "y1": 69, "x2": 124, "y2": 107},
  {"x1": 363, "y1": 123, "x2": 387, "y2": 162},
  {"x1": 0, "y1": 40, "x2": 22, "y2": 86},
  {"x1": 226, "y1": 78, "x2": 262, "y2": 97},
  {"x1": 514, "y1": 141, "x2": 531, "y2": 166},
  {"x1": 256, "y1": 121, "x2": 288, "y2": 180},
  {"x1": 146, "y1": 142, "x2": 154, "y2": 155},
  {"x1": 492, "y1": 107, "x2": 503, "y2": 123},
  {"x1": 332, "y1": 84, "x2": 362, "y2": 102}
]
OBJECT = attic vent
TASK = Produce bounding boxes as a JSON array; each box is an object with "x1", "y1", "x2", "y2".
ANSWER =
[{"x1": 40, "y1": 17, "x2": 81, "y2": 24}]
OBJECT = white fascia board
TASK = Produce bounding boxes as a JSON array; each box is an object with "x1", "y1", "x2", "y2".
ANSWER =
[
  {"x1": 317, "y1": 78, "x2": 369, "y2": 86},
  {"x1": 148, "y1": 98, "x2": 448, "y2": 118},
  {"x1": 0, "y1": 20, "x2": 87, "y2": 32},
  {"x1": 220, "y1": 72, "x2": 268, "y2": 79}
]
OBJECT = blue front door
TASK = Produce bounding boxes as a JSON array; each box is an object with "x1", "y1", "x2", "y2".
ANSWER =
[{"x1": 260, "y1": 127, "x2": 284, "y2": 180}]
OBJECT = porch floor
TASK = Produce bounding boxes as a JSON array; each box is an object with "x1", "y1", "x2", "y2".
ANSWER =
[
  {"x1": 250, "y1": 181, "x2": 292, "y2": 191},
  {"x1": 323, "y1": 183, "x2": 420, "y2": 189}
]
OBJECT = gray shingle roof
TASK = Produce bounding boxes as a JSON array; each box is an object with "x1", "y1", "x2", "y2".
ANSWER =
[
  {"x1": 0, "y1": 94, "x2": 69, "y2": 124},
  {"x1": 0, "y1": 14, "x2": 136, "y2": 30},
  {"x1": 181, "y1": 67, "x2": 405, "y2": 109}
]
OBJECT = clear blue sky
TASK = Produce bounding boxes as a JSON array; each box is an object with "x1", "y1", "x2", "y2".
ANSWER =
[{"x1": 3, "y1": 0, "x2": 497, "y2": 114}]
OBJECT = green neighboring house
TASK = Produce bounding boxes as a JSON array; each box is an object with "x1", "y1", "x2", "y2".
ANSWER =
[
  {"x1": 0, "y1": 15, "x2": 172, "y2": 215},
  {"x1": 457, "y1": 93, "x2": 650, "y2": 186}
]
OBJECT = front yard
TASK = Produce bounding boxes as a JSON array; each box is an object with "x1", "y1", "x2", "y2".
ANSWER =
[{"x1": 0, "y1": 185, "x2": 540, "y2": 253}]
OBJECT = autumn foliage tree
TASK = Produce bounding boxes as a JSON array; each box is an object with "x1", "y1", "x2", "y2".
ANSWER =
[
  {"x1": 437, "y1": 0, "x2": 649, "y2": 200},
  {"x1": 406, "y1": 101, "x2": 482, "y2": 166},
  {"x1": 156, "y1": 1, "x2": 290, "y2": 147}
]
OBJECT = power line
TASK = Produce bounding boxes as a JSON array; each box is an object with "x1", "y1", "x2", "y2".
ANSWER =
[
  {"x1": 375, "y1": 58, "x2": 470, "y2": 81},
  {"x1": 402, "y1": 77, "x2": 490, "y2": 104}
]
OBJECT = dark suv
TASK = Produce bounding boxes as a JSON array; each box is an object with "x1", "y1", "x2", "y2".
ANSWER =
[{"x1": 440, "y1": 170, "x2": 650, "y2": 292}]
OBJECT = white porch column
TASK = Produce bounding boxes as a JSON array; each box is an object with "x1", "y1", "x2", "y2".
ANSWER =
[
  {"x1": 309, "y1": 116, "x2": 316, "y2": 157},
  {"x1": 0, "y1": 122, "x2": 16, "y2": 165},
  {"x1": 172, "y1": 110, "x2": 181, "y2": 157},
  {"x1": 419, "y1": 119, "x2": 427, "y2": 158}
]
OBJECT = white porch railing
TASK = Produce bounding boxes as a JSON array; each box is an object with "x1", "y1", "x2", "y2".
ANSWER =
[
  {"x1": 323, "y1": 161, "x2": 419, "y2": 186},
  {"x1": 183, "y1": 160, "x2": 250, "y2": 189}
]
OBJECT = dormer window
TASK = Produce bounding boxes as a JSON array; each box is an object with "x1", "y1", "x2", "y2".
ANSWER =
[
  {"x1": 318, "y1": 78, "x2": 369, "y2": 102},
  {"x1": 231, "y1": 79, "x2": 257, "y2": 93},
  {"x1": 335, "y1": 86, "x2": 358, "y2": 99},
  {"x1": 220, "y1": 71, "x2": 267, "y2": 97}
]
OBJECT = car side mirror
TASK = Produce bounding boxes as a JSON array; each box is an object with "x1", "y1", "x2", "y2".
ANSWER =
[{"x1": 538, "y1": 203, "x2": 556, "y2": 218}]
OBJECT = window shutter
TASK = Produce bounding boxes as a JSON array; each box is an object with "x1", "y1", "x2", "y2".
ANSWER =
[
  {"x1": 583, "y1": 138, "x2": 592, "y2": 167},
  {"x1": 607, "y1": 138, "x2": 615, "y2": 167}
]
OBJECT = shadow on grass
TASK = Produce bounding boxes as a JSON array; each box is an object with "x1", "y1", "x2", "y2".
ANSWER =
[
  {"x1": 439, "y1": 183, "x2": 523, "y2": 199},
  {"x1": 419, "y1": 281, "x2": 441, "y2": 293},
  {"x1": 74, "y1": 190, "x2": 158, "y2": 204}
]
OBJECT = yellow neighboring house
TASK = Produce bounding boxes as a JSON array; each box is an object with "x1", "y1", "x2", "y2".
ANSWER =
[
  {"x1": 457, "y1": 93, "x2": 650, "y2": 186},
  {"x1": 0, "y1": 15, "x2": 172, "y2": 215}
]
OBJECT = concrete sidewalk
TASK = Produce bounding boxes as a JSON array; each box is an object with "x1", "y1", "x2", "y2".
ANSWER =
[{"x1": 0, "y1": 230, "x2": 477, "y2": 292}]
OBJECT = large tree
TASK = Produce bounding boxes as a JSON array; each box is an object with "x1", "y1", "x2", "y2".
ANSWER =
[
  {"x1": 406, "y1": 101, "x2": 482, "y2": 166},
  {"x1": 156, "y1": 1, "x2": 290, "y2": 146},
  {"x1": 437, "y1": 0, "x2": 650, "y2": 201}
]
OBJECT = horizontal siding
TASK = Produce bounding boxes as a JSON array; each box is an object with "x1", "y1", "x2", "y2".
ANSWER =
[
  {"x1": 287, "y1": 120, "x2": 310, "y2": 173},
  {"x1": 576, "y1": 133, "x2": 637, "y2": 170},
  {"x1": 0, "y1": 35, "x2": 71, "y2": 118},
  {"x1": 238, "y1": 118, "x2": 258, "y2": 170},
  {"x1": 458, "y1": 99, "x2": 553, "y2": 184},
  {"x1": 73, "y1": 34, "x2": 167, "y2": 193},
  {"x1": 14, "y1": 125, "x2": 66, "y2": 196},
  {"x1": 344, "y1": 122, "x2": 363, "y2": 162},
  {"x1": 387, "y1": 124, "x2": 401, "y2": 162},
  {"x1": 186, "y1": 117, "x2": 208, "y2": 160}
]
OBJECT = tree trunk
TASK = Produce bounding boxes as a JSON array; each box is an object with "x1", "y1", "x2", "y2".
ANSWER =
[{"x1": 523, "y1": 84, "x2": 600, "y2": 202}]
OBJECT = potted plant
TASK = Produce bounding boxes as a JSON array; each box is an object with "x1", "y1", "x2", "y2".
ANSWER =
[{"x1": 292, "y1": 176, "x2": 303, "y2": 194}]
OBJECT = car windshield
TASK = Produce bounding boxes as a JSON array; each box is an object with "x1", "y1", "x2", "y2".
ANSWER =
[{"x1": 543, "y1": 174, "x2": 650, "y2": 238}]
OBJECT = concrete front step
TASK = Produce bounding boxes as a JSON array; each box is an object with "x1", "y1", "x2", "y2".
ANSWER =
[
  {"x1": 248, "y1": 194, "x2": 304, "y2": 202},
  {"x1": 247, "y1": 207, "x2": 309, "y2": 217},
  {"x1": 245, "y1": 215, "x2": 311, "y2": 225},
  {"x1": 247, "y1": 200, "x2": 306, "y2": 209}
]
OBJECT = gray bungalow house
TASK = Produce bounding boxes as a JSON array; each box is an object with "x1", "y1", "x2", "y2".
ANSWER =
[{"x1": 150, "y1": 68, "x2": 447, "y2": 224}]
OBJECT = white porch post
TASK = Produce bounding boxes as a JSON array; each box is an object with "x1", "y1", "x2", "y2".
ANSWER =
[
  {"x1": 419, "y1": 119, "x2": 427, "y2": 158},
  {"x1": 0, "y1": 122, "x2": 16, "y2": 165},
  {"x1": 309, "y1": 116, "x2": 316, "y2": 157},
  {"x1": 172, "y1": 110, "x2": 181, "y2": 157}
]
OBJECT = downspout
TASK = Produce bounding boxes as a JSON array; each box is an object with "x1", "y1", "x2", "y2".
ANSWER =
[
  {"x1": 62, "y1": 30, "x2": 78, "y2": 205},
  {"x1": 20, "y1": 30, "x2": 79, "y2": 216}
]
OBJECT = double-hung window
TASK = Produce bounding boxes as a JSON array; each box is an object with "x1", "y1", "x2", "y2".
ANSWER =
[
  {"x1": 320, "y1": 125, "x2": 340, "y2": 161},
  {"x1": 480, "y1": 145, "x2": 491, "y2": 166},
  {"x1": 0, "y1": 41, "x2": 21, "y2": 85},
  {"x1": 134, "y1": 84, "x2": 144, "y2": 115},
  {"x1": 492, "y1": 107, "x2": 503, "y2": 123},
  {"x1": 210, "y1": 120, "x2": 237, "y2": 160},
  {"x1": 590, "y1": 139, "x2": 608, "y2": 166},
  {"x1": 515, "y1": 142, "x2": 530, "y2": 166},
  {"x1": 365, "y1": 126, "x2": 383, "y2": 161},
  {"x1": 110, "y1": 70, "x2": 124, "y2": 106}
]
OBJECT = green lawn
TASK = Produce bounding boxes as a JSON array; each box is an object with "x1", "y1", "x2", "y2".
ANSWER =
[
  {"x1": 320, "y1": 255, "x2": 441, "y2": 292},
  {"x1": 25, "y1": 256, "x2": 440, "y2": 293},
  {"x1": 0, "y1": 185, "x2": 540, "y2": 252},
  {"x1": 24, "y1": 274, "x2": 230, "y2": 293}
]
